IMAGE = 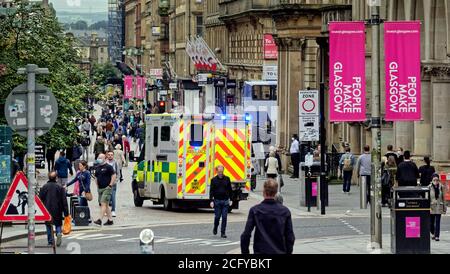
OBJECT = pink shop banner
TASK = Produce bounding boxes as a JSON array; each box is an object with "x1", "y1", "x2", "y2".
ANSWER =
[
  {"x1": 385, "y1": 22, "x2": 421, "y2": 121},
  {"x1": 329, "y1": 22, "x2": 366, "y2": 122},
  {"x1": 124, "y1": 76, "x2": 134, "y2": 99},
  {"x1": 136, "y1": 76, "x2": 143, "y2": 99}
]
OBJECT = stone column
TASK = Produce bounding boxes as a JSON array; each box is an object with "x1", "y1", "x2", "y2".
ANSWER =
[
  {"x1": 275, "y1": 37, "x2": 304, "y2": 169},
  {"x1": 350, "y1": 124, "x2": 361, "y2": 154}
]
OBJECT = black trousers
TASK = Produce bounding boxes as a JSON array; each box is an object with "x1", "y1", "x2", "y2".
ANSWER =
[
  {"x1": 291, "y1": 153, "x2": 300, "y2": 177},
  {"x1": 431, "y1": 214, "x2": 442, "y2": 238},
  {"x1": 47, "y1": 158, "x2": 55, "y2": 172}
]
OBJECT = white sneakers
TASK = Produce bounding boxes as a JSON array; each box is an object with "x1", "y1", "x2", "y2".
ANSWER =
[{"x1": 112, "y1": 211, "x2": 116, "y2": 217}]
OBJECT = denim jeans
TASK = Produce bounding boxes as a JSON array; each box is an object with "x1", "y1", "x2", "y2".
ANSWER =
[
  {"x1": 106, "y1": 131, "x2": 113, "y2": 141},
  {"x1": 343, "y1": 170, "x2": 353, "y2": 193},
  {"x1": 46, "y1": 224, "x2": 62, "y2": 245},
  {"x1": 431, "y1": 214, "x2": 442, "y2": 238},
  {"x1": 111, "y1": 184, "x2": 117, "y2": 212},
  {"x1": 214, "y1": 199, "x2": 229, "y2": 234}
]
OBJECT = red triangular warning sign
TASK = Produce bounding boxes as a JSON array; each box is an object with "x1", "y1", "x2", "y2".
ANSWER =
[{"x1": 0, "y1": 172, "x2": 52, "y2": 222}]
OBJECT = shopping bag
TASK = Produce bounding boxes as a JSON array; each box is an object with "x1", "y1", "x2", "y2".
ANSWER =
[
  {"x1": 73, "y1": 181, "x2": 80, "y2": 196},
  {"x1": 62, "y1": 215, "x2": 72, "y2": 235}
]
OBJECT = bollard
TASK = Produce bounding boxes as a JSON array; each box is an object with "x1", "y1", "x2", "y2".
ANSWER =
[
  {"x1": 139, "y1": 229, "x2": 155, "y2": 254},
  {"x1": 360, "y1": 176, "x2": 368, "y2": 209}
]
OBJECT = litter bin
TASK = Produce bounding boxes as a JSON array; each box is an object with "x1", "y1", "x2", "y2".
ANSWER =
[
  {"x1": 300, "y1": 164, "x2": 328, "y2": 207},
  {"x1": 391, "y1": 187, "x2": 431, "y2": 254}
]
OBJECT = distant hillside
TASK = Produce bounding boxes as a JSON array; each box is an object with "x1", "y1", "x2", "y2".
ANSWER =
[{"x1": 56, "y1": 11, "x2": 108, "y2": 25}]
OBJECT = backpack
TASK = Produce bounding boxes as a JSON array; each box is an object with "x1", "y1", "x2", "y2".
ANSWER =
[{"x1": 343, "y1": 154, "x2": 353, "y2": 171}]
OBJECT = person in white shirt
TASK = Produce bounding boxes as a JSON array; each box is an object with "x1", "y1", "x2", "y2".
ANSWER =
[{"x1": 289, "y1": 134, "x2": 300, "y2": 178}]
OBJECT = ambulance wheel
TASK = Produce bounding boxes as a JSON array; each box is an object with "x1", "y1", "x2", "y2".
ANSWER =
[
  {"x1": 161, "y1": 189, "x2": 173, "y2": 210},
  {"x1": 133, "y1": 189, "x2": 144, "y2": 207}
]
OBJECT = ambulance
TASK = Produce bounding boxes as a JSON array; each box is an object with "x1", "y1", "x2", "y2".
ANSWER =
[{"x1": 132, "y1": 113, "x2": 252, "y2": 211}]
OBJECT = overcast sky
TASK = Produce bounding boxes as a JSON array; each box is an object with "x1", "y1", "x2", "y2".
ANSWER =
[{"x1": 50, "y1": 0, "x2": 107, "y2": 12}]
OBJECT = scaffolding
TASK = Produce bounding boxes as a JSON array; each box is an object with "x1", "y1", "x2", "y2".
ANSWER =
[{"x1": 108, "y1": 0, "x2": 125, "y2": 63}]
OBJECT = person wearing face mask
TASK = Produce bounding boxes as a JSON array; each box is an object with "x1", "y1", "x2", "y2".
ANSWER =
[
  {"x1": 396, "y1": 147, "x2": 404, "y2": 165},
  {"x1": 93, "y1": 154, "x2": 116, "y2": 226},
  {"x1": 429, "y1": 173, "x2": 446, "y2": 241}
]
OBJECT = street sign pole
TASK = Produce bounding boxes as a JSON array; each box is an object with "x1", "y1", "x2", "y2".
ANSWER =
[
  {"x1": 17, "y1": 64, "x2": 49, "y2": 254},
  {"x1": 367, "y1": 2, "x2": 383, "y2": 249}
]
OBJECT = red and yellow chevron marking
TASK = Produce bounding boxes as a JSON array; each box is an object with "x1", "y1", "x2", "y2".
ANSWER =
[
  {"x1": 177, "y1": 120, "x2": 185, "y2": 198},
  {"x1": 245, "y1": 124, "x2": 252, "y2": 192},
  {"x1": 185, "y1": 122, "x2": 207, "y2": 195},
  {"x1": 214, "y1": 128, "x2": 246, "y2": 181}
]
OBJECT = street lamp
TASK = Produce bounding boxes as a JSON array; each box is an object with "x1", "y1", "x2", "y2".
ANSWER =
[
  {"x1": 366, "y1": 0, "x2": 383, "y2": 249},
  {"x1": 139, "y1": 229, "x2": 155, "y2": 254}
]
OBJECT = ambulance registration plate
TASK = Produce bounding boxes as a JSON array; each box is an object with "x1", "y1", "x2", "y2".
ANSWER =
[{"x1": 191, "y1": 180, "x2": 199, "y2": 190}]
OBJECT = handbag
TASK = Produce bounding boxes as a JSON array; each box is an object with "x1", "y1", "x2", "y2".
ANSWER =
[
  {"x1": 62, "y1": 215, "x2": 72, "y2": 235},
  {"x1": 79, "y1": 173, "x2": 93, "y2": 201}
]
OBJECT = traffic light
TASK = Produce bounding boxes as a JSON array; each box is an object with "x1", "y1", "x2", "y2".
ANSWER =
[{"x1": 158, "y1": 101, "x2": 166, "y2": 113}]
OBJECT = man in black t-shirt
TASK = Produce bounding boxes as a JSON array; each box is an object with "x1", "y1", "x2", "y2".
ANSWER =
[{"x1": 93, "y1": 154, "x2": 116, "y2": 226}]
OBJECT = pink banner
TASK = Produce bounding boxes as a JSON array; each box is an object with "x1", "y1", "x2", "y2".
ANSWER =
[
  {"x1": 136, "y1": 76, "x2": 143, "y2": 99},
  {"x1": 140, "y1": 77, "x2": 147, "y2": 100},
  {"x1": 405, "y1": 217, "x2": 421, "y2": 238},
  {"x1": 124, "y1": 76, "x2": 133, "y2": 99},
  {"x1": 312, "y1": 182, "x2": 318, "y2": 197},
  {"x1": 264, "y1": 34, "x2": 278, "y2": 60},
  {"x1": 385, "y1": 22, "x2": 421, "y2": 121},
  {"x1": 329, "y1": 22, "x2": 366, "y2": 122}
]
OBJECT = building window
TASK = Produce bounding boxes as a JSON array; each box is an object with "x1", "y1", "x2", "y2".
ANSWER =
[
  {"x1": 100, "y1": 47, "x2": 104, "y2": 53},
  {"x1": 196, "y1": 16, "x2": 203, "y2": 37}
]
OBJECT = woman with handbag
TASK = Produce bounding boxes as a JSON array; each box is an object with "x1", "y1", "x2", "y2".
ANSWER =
[
  {"x1": 67, "y1": 160, "x2": 92, "y2": 206},
  {"x1": 429, "y1": 173, "x2": 447, "y2": 241}
]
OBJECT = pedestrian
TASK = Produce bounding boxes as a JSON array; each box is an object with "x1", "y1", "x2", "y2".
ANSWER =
[
  {"x1": 82, "y1": 118, "x2": 91, "y2": 137},
  {"x1": 93, "y1": 154, "x2": 116, "y2": 226},
  {"x1": 113, "y1": 134, "x2": 122, "y2": 148},
  {"x1": 106, "y1": 139, "x2": 114, "y2": 152},
  {"x1": 72, "y1": 142, "x2": 83, "y2": 172},
  {"x1": 339, "y1": 146, "x2": 355, "y2": 194},
  {"x1": 39, "y1": 172, "x2": 69, "y2": 247},
  {"x1": 396, "y1": 151, "x2": 419, "y2": 187},
  {"x1": 210, "y1": 165, "x2": 232, "y2": 238},
  {"x1": 89, "y1": 115, "x2": 97, "y2": 136},
  {"x1": 396, "y1": 147, "x2": 405, "y2": 165},
  {"x1": 122, "y1": 135, "x2": 131, "y2": 167},
  {"x1": 46, "y1": 147, "x2": 57, "y2": 172},
  {"x1": 356, "y1": 145, "x2": 371, "y2": 205},
  {"x1": 289, "y1": 134, "x2": 300, "y2": 179},
  {"x1": 67, "y1": 160, "x2": 92, "y2": 207},
  {"x1": 250, "y1": 153, "x2": 260, "y2": 191},
  {"x1": 419, "y1": 156, "x2": 436, "y2": 187},
  {"x1": 106, "y1": 151, "x2": 120, "y2": 217},
  {"x1": 381, "y1": 155, "x2": 398, "y2": 206},
  {"x1": 385, "y1": 145, "x2": 399, "y2": 164},
  {"x1": 81, "y1": 133, "x2": 91, "y2": 162},
  {"x1": 96, "y1": 122, "x2": 103, "y2": 138},
  {"x1": 137, "y1": 125, "x2": 145, "y2": 152},
  {"x1": 54, "y1": 151, "x2": 73, "y2": 187},
  {"x1": 241, "y1": 179, "x2": 295, "y2": 254},
  {"x1": 265, "y1": 152, "x2": 279, "y2": 179},
  {"x1": 93, "y1": 136, "x2": 106, "y2": 160},
  {"x1": 429, "y1": 173, "x2": 446, "y2": 241},
  {"x1": 152, "y1": 104, "x2": 159, "y2": 114},
  {"x1": 105, "y1": 119, "x2": 114, "y2": 141},
  {"x1": 113, "y1": 144, "x2": 125, "y2": 182}
]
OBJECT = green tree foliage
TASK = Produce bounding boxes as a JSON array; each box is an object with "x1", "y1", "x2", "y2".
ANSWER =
[
  {"x1": 88, "y1": 20, "x2": 108, "y2": 30},
  {"x1": 71, "y1": 20, "x2": 88, "y2": 30},
  {"x1": 92, "y1": 62, "x2": 122, "y2": 87},
  {"x1": 0, "y1": 0, "x2": 98, "y2": 152}
]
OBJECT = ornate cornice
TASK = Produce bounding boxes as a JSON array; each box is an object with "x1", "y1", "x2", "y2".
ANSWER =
[
  {"x1": 274, "y1": 37, "x2": 305, "y2": 51},
  {"x1": 422, "y1": 63, "x2": 450, "y2": 78}
]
